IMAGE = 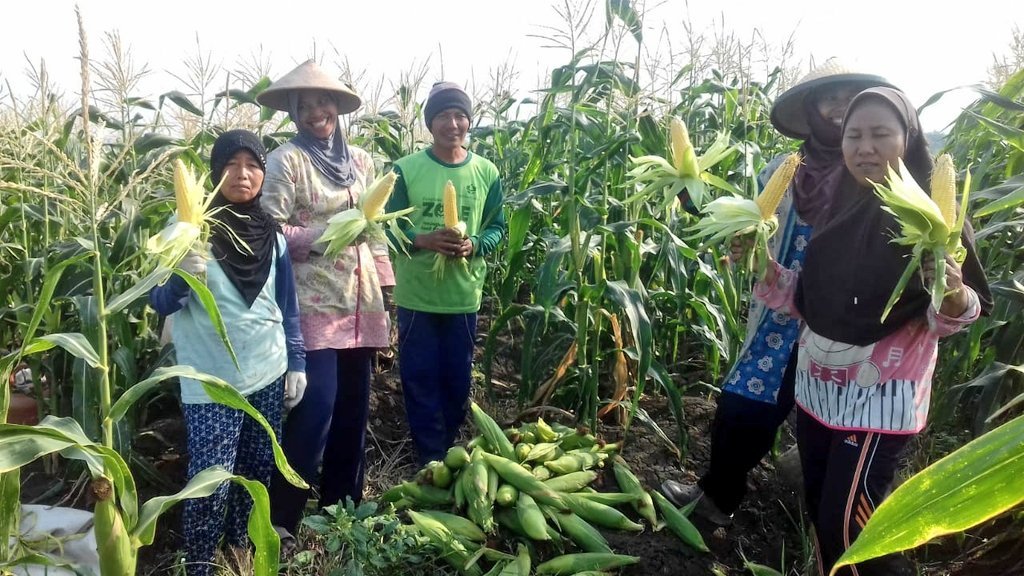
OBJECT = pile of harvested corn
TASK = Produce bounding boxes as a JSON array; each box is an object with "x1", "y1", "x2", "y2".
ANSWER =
[{"x1": 381, "y1": 402, "x2": 707, "y2": 575}]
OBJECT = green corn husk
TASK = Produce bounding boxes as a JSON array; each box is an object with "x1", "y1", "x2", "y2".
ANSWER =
[{"x1": 870, "y1": 158, "x2": 971, "y2": 320}]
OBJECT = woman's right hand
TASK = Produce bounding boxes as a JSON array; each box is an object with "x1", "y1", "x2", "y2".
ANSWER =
[
  {"x1": 730, "y1": 233, "x2": 778, "y2": 284},
  {"x1": 414, "y1": 228, "x2": 466, "y2": 257},
  {"x1": 729, "y1": 233, "x2": 755, "y2": 264}
]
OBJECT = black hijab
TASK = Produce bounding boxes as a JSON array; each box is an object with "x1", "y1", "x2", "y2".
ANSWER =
[
  {"x1": 208, "y1": 130, "x2": 280, "y2": 308},
  {"x1": 796, "y1": 88, "x2": 992, "y2": 345}
]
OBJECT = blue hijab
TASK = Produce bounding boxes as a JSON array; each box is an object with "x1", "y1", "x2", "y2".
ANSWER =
[{"x1": 287, "y1": 91, "x2": 357, "y2": 188}]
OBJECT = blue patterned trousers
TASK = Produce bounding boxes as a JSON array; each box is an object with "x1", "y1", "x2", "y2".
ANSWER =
[{"x1": 181, "y1": 378, "x2": 283, "y2": 576}]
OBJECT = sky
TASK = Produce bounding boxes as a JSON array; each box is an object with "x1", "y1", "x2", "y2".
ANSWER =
[{"x1": 1, "y1": 0, "x2": 1020, "y2": 133}]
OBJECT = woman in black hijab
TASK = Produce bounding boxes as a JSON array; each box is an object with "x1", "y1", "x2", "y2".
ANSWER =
[
  {"x1": 149, "y1": 130, "x2": 305, "y2": 575},
  {"x1": 753, "y1": 87, "x2": 990, "y2": 576}
]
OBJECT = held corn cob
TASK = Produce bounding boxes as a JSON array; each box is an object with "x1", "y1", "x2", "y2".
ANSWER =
[
  {"x1": 431, "y1": 179, "x2": 470, "y2": 279},
  {"x1": 146, "y1": 158, "x2": 219, "y2": 269},
  {"x1": 685, "y1": 152, "x2": 802, "y2": 280},
  {"x1": 670, "y1": 117, "x2": 701, "y2": 178},
  {"x1": 626, "y1": 115, "x2": 738, "y2": 213},
  {"x1": 316, "y1": 171, "x2": 415, "y2": 258},
  {"x1": 871, "y1": 156, "x2": 971, "y2": 320}
]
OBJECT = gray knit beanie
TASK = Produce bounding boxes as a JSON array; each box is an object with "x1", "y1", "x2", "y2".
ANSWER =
[{"x1": 424, "y1": 81, "x2": 472, "y2": 128}]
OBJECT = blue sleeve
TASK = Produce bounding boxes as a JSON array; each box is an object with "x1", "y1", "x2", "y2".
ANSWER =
[
  {"x1": 275, "y1": 244, "x2": 306, "y2": 373},
  {"x1": 384, "y1": 165, "x2": 420, "y2": 251},
  {"x1": 148, "y1": 274, "x2": 191, "y2": 316},
  {"x1": 471, "y1": 177, "x2": 507, "y2": 258}
]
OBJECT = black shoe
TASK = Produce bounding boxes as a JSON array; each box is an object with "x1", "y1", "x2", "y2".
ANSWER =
[{"x1": 660, "y1": 480, "x2": 733, "y2": 526}]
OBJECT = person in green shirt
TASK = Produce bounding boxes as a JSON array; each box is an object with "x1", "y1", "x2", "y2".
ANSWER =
[{"x1": 386, "y1": 81, "x2": 506, "y2": 465}]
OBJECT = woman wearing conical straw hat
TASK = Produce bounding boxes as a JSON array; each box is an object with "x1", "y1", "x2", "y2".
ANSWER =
[{"x1": 256, "y1": 60, "x2": 394, "y2": 552}]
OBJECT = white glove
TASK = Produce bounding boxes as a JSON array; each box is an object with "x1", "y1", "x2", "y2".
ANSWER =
[
  {"x1": 284, "y1": 371, "x2": 307, "y2": 409},
  {"x1": 179, "y1": 250, "x2": 207, "y2": 276}
]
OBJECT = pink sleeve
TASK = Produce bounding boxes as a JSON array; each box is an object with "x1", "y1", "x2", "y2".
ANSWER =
[
  {"x1": 929, "y1": 286, "x2": 981, "y2": 337},
  {"x1": 281, "y1": 224, "x2": 323, "y2": 263},
  {"x1": 375, "y1": 255, "x2": 395, "y2": 287},
  {"x1": 753, "y1": 261, "x2": 802, "y2": 319}
]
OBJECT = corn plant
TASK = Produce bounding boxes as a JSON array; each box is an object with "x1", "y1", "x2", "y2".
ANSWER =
[
  {"x1": 473, "y1": 0, "x2": 782, "y2": 458},
  {"x1": 0, "y1": 10, "x2": 304, "y2": 574},
  {"x1": 932, "y1": 68, "x2": 1024, "y2": 433}
]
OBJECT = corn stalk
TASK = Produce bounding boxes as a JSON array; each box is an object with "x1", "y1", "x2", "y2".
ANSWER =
[{"x1": 0, "y1": 8, "x2": 305, "y2": 573}]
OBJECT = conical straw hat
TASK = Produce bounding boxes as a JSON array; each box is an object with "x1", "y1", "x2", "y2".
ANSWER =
[
  {"x1": 770, "y1": 58, "x2": 894, "y2": 139},
  {"x1": 256, "y1": 59, "x2": 362, "y2": 114}
]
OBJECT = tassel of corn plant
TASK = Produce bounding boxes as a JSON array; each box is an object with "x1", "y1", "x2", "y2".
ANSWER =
[
  {"x1": 626, "y1": 115, "x2": 737, "y2": 213},
  {"x1": 872, "y1": 156, "x2": 971, "y2": 320},
  {"x1": 317, "y1": 171, "x2": 415, "y2": 258},
  {"x1": 431, "y1": 179, "x2": 469, "y2": 279},
  {"x1": 685, "y1": 152, "x2": 802, "y2": 280},
  {"x1": 146, "y1": 158, "x2": 218, "y2": 269}
]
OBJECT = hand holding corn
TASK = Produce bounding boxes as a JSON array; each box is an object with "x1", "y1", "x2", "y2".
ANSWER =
[
  {"x1": 921, "y1": 250, "x2": 969, "y2": 317},
  {"x1": 179, "y1": 249, "x2": 207, "y2": 276},
  {"x1": 686, "y1": 152, "x2": 801, "y2": 281},
  {"x1": 429, "y1": 180, "x2": 471, "y2": 278},
  {"x1": 871, "y1": 154, "x2": 972, "y2": 320},
  {"x1": 416, "y1": 228, "x2": 472, "y2": 257}
]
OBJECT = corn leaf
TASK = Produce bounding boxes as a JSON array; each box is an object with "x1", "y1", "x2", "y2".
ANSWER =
[
  {"x1": 0, "y1": 417, "x2": 139, "y2": 527},
  {"x1": 106, "y1": 267, "x2": 174, "y2": 317},
  {"x1": 880, "y1": 251, "x2": 923, "y2": 322},
  {"x1": 196, "y1": 371, "x2": 307, "y2": 490},
  {"x1": 133, "y1": 466, "x2": 279, "y2": 576},
  {"x1": 18, "y1": 253, "x2": 92, "y2": 356},
  {"x1": 174, "y1": 269, "x2": 239, "y2": 371},
  {"x1": 830, "y1": 412, "x2": 1024, "y2": 574},
  {"x1": 39, "y1": 333, "x2": 102, "y2": 368}
]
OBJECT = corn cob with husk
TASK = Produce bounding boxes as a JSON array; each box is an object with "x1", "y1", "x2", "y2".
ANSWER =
[
  {"x1": 649, "y1": 489, "x2": 710, "y2": 552},
  {"x1": 146, "y1": 158, "x2": 220, "y2": 269},
  {"x1": 431, "y1": 179, "x2": 470, "y2": 279},
  {"x1": 316, "y1": 171, "x2": 415, "y2": 258},
  {"x1": 871, "y1": 155, "x2": 971, "y2": 321},
  {"x1": 626, "y1": 116, "x2": 738, "y2": 213},
  {"x1": 535, "y1": 552, "x2": 640, "y2": 575},
  {"x1": 685, "y1": 152, "x2": 802, "y2": 279}
]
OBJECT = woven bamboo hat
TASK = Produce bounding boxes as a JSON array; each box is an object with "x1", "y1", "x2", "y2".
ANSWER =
[
  {"x1": 256, "y1": 60, "x2": 362, "y2": 114},
  {"x1": 770, "y1": 58, "x2": 894, "y2": 139}
]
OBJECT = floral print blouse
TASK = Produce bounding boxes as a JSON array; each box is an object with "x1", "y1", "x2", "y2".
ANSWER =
[{"x1": 261, "y1": 141, "x2": 393, "y2": 351}]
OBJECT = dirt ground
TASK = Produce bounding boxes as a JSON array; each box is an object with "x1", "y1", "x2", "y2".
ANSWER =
[{"x1": 18, "y1": 344, "x2": 1024, "y2": 575}]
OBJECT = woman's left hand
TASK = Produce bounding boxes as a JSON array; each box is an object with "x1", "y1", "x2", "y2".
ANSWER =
[
  {"x1": 455, "y1": 237, "x2": 474, "y2": 258},
  {"x1": 922, "y1": 251, "x2": 969, "y2": 317}
]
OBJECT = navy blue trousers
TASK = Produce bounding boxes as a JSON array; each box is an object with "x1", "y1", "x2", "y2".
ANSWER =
[
  {"x1": 270, "y1": 347, "x2": 372, "y2": 534},
  {"x1": 397, "y1": 307, "x2": 477, "y2": 466},
  {"x1": 182, "y1": 378, "x2": 282, "y2": 576}
]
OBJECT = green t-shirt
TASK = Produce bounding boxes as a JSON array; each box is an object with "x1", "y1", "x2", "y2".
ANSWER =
[{"x1": 388, "y1": 149, "x2": 505, "y2": 313}]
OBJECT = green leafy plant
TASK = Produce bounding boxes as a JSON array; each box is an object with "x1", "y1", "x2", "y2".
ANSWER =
[
  {"x1": 289, "y1": 499, "x2": 446, "y2": 576},
  {"x1": 0, "y1": 10, "x2": 305, "y2": 574}
]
